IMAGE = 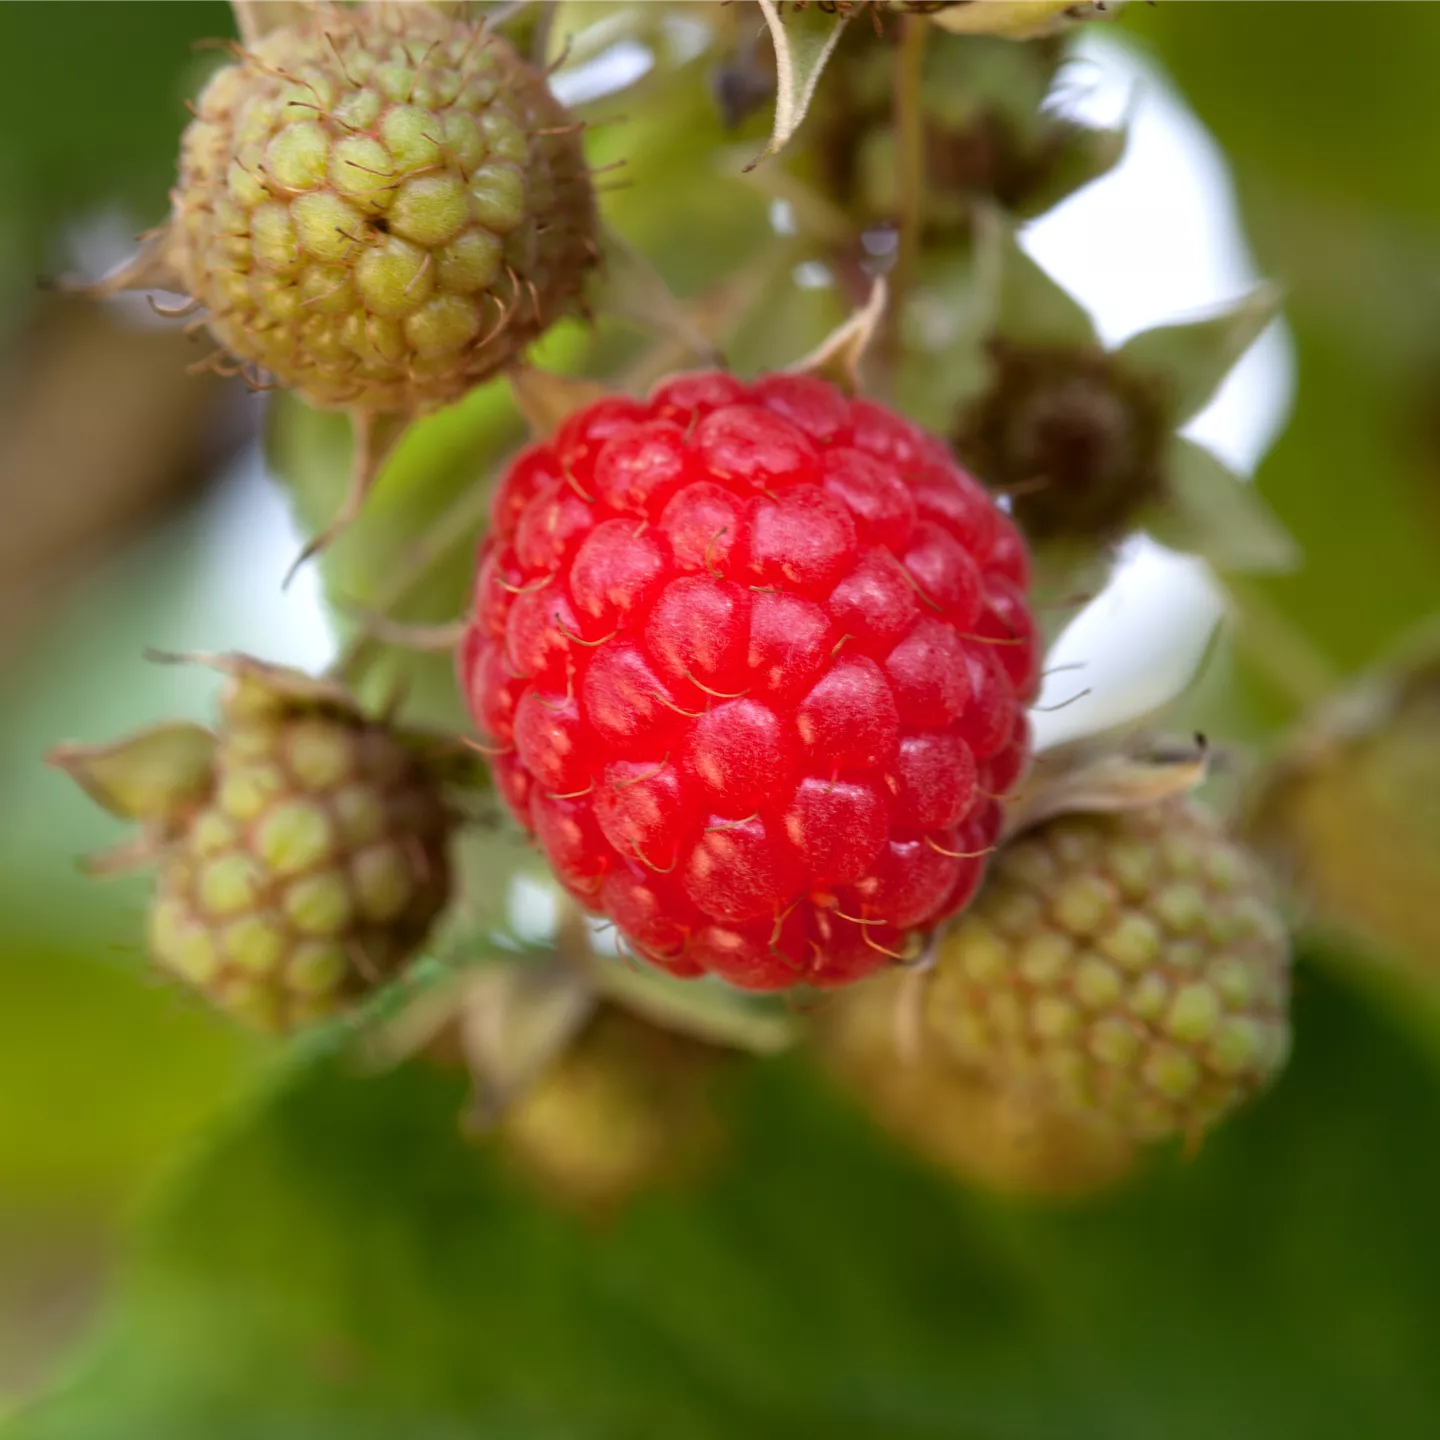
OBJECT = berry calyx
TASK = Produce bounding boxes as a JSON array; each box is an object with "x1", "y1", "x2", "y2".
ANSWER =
[
  {"x1": 460, "y1": 372, "x2": 1037, "y2": 991},
  {"x1": 954, "y1": 341, "x2": 1169, "y2": 546},
  {"x1": 925, "y1": 797, "x2": 1291, "y2": 1142}
]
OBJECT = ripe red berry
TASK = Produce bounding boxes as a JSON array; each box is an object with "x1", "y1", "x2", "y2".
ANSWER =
[{"x1": 460, "y1": 372, "x2": 1037, "y2": 990}]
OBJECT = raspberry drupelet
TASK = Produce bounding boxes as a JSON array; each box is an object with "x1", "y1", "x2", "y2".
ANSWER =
[{"x1": 460, "y1": 372, "x2": 1038, "y2": 991}]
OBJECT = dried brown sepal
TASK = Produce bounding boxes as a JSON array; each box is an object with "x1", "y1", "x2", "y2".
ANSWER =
[
  {"x1": 53, "y1": 229, "x2": 185, "y2": 302},
  {"x1": 787, "y1": 274, "x2": 889, "y2": 395},
  {"x1": 1004, "y1": 732, "x2": 1211, "y2": 842},
  {"x1": 749, "y1": 0, "x2": 853, "y2": 171}
]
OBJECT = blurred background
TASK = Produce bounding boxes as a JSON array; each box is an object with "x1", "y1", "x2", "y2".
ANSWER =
[{"x1": 3, "y1": 2, "x2": 1440, "y2": 1434}]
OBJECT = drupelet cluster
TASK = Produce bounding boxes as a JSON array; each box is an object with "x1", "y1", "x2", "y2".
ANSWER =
[{"x1": 461, "y1": 371, "x2": 1038, "y2": 990}]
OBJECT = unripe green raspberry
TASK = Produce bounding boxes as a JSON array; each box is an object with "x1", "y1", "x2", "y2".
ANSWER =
[
  {"x1": 926, "y1": 798, "x2": 1291, "y2": 1143},
  {"x1": 169, "y1": 2, "x2": 595, "y2": 412},
  {"x1": 495, "y1": 1007, "x2": 725, "y2": 1214},
  {"x1": 822, "y1": 970, "x2": 1134, "y2": 1199},
  {"x1": 1246, "y1": 651, "x2": 1440, "y2": 984},
  {"x1": 51, "y1": 658, "x2": 469, "y2": 1033}
]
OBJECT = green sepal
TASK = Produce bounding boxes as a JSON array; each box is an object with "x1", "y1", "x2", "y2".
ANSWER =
[
  {"x1": 973, "y1": 208, "x2": 1099, "y2": 353},
  {"x1": 46, "y1": 722, "x2": 216, "y2": 825},
  {"x1": 1018, "y1": 121, "x2": 1130, "y2": 222},
  {"x1": 595, "y1": 224, "x2": 719, "y2": 364},
  {"x1": 1145, "y1": 436, "x2": 1300, "y2": 574},
  {"x1": 1116, "y1": 284, "x2": 1283, "y2": 426}
]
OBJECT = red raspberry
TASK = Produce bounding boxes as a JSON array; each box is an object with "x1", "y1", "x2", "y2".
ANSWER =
[{"x1": 460, "y1": 372, "x2": 1036, "y2": 990}]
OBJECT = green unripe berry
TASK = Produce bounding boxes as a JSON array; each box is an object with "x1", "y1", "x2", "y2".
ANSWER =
[
  {"x1": 927, "y1": 798, "x2": 1291, "y2": 1144},
  {"x1": 165, "y1": 3, "x2": 596, "y2": 413}
]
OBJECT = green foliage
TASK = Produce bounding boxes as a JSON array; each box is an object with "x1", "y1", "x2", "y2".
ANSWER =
[
  {"x1": 1148, "y1": 2, "x2": 1440, "y2": 670},
  {"x1": 8, "y1": 965, "x2": 1440, "y2": 1440},
  {"x1": 0, "y1": 1, "x2": 232, "y2": 323}
]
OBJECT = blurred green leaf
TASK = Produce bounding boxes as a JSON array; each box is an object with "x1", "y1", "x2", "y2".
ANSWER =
[
  {"x1": 0, "y1": 946, "x2": 260, "y2": 1208},
  {"x1": 266, "y1": 377, "x2": 528, "y2": 726},
  {"x1": 1140, "y1": 3, "x2": 1440, "y2": 227},
  {"x1": 11, "y1": 964, "x2": 1440, "y2": 1439},
  {"x1": 1142, "y1": 5, "x2": 1440, "y2": 672},
  {"x1": 0, "y1": 2, "x2": 230, "y2": 313}
]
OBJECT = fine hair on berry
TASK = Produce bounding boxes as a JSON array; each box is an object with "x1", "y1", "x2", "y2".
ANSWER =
[{"x1": 460, "y1": 371, "x2": 1037, "y2": 991}]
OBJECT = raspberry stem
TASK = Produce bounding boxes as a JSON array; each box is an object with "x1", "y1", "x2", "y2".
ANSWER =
[{"x1": 887, "y1": 12, "x2": 929, "y2": 380}]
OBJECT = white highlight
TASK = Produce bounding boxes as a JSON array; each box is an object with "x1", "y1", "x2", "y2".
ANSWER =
[
  {"x1": 551, "y1": 39, "x2": 654, "y2": 108},
  {"x1": 1023, "y1": 34, "x2": 1295, "y2": 748},
  {"x1": 200, "y1": 445, "x2": 336, "y2": 672},
  {"x1": 507, "y1": 872, "x2": 561, "y2": 947},
  {"x1": 792, "y1": 260, "x2": 834, "y2": 291}
]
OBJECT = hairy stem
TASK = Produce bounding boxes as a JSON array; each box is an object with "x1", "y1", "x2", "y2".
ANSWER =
[{"x1": 886, "y1": 13, "x2": 928, "y2": 376}]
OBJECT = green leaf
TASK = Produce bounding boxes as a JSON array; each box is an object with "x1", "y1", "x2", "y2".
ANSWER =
[
  {"x1": 748, "y1": 1, "x2": 851, "y2": 172},
  {"x1": 1115, "y1": 285, "x2": 1282, "y2": 427},
  {"x1": 13, "y1": 965, "x2": 1440, "y2": 1438},
  {"x1": 265, "y1": 380, "x2": 528, "y2": 725},
  {"x1": 0, "y1": 2, "x2": 231, "y2": 316},
  {"x1": 1145, "y1": 436, "x2": 1300, "y2": 574},
  {"x1": 1147, "y1": 4, "x2": 1440, "y2": 672}
]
